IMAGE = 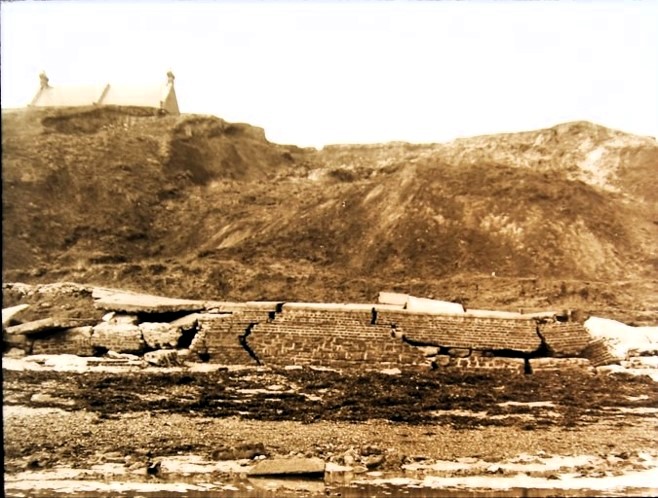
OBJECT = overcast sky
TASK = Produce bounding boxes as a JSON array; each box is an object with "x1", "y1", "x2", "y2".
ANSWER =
[{"x1": 2, "y1": 0, "x2": 656, "y2": 147}]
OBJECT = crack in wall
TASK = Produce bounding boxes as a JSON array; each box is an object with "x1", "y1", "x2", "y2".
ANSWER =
[
  {"x1": 533, "y1": 319, "x2": 554, "y2": 358},
  {"x1": 239, "y1": 322, "x2": 261, "y2": 365},
  {"x1": 399, "y1": 334, "x2": 451, "y2": 355},
  {"x1": 370, "y1": 307, "x2": 378, "y2": 325},
  {"x1": 389, "y1": 324, "x2": 451, "y2": 357},
  {"x1": 268, "y1": 303, "x2": 285, "y2": 322},
  {"x1": 477, "y1": 321, "x2": 554, "y2": 374}
]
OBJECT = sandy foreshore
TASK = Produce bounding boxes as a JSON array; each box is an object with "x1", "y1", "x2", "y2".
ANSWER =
[{"x1": 3, "y1": 356, "x2": 658, "y2": 496}]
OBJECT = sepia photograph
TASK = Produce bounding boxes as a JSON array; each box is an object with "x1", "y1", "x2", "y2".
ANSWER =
[{"x1": 2, "y1": 0, "x2": 658, "y2": 496}]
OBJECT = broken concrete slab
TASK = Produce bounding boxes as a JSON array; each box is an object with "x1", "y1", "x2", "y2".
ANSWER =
[
  {"x1": 140, "y1": 322, "x2": 182, "y2": 349},
  {"x1": 248, "y1": 456, "x2": 325, "y2": 477},
  {"x1": 466, "y1": 309, "x2": 559, "y2": 319},
  {"x1": 5, "y1": 318, "x2": 55, "y2": 335},
  {"x1": 2, "y1": 304, "x2": 30, "y2": 327},
  {"x1": 378, "y1": 292, "x2": 409, "y2": 306},
  {"x1": 4, "y1": 318, "x2": 88, "y2": 336},
  {"x1": 405, "y1": 296, "x2": 465, "y2": 315},
  {"x1": 283, "y1": 303, "x2": 376, "y2": 313},
  {"x1": 169, "y1": 313, "x2": 201, "y2": 330},
  {"x1": 93, "y1": 290, "x2": 206, "y2": 313},
  {"x1": 245, "y1": 301, "x2": 285, "y2": 312}
]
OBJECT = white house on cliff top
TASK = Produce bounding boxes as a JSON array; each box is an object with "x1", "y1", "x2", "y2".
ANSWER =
[{"x1": 29, "y1": 71, "x2": 180, "y2": 115}]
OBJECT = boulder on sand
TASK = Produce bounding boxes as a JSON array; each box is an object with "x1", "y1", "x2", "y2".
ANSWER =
[{"x1": 248, "y1": 457, "x2": 325, "y2": 476}]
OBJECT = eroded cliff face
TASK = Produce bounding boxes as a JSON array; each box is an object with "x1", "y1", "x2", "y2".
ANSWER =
[{"x1": 3, "y1": 108, "x2": 657, "y2": 318}]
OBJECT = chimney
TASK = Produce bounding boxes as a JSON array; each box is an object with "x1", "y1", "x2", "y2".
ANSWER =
[{"x1": 39, "y1": 71, "x2": 50, "y2": 89}]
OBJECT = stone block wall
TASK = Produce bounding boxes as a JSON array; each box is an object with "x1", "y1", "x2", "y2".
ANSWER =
[
  {"x1": 30, "y1": 327, "x2": 95, "y2": 356},
  {"x1": 377, "y1": 310, "x2": 542, "y2": 352}
]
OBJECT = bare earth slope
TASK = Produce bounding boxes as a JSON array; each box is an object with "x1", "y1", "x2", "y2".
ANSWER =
[{"x1": 2, "y1": 108, "x2": 657, "y2": 321}]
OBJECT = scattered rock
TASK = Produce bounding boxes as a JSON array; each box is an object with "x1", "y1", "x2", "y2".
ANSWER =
[
  {"x1": 213, "y1": 443, "x2": 268, "y2": 460},
  {"x1": 360, "y1": 445, "x2": 383, "y2": 457},
  {"x1": 486, "y1": 464, "x2": 504, "y2": 474},
  {"x1": 364, "y1": 454, "x2": 386, "y2": 470},
  {"x1": 25, "y1": 453, "x2": 52, "y2": 469},
  {"x1": 4, "y1": 347, "x2": 26, "y2": 358},
  {"x1": 239, "y1": 445, "x2": 266, "y2": 460},
  {"x1": 106, "y1": 350, "x2": 140, "y2": 361},
  {"x1": 3, "y1": 333, "x2": 29, "y2": 351},
  {"x1": 380, "y1": 367, "x2": 402, "y2": 375},
  {"x1": 30, "y1": 393, "x2": 76, "y2": 407},
  {"x1": 176, "y1": 349, "x2": 192, "y2": 361},
  {"x1": 146, "y1": 460, "x2": 162, "y2": 476},
  {"x1": 110, "y1": 314, "x2": 140, "y2": 325},
  {"x1": 341, "y1": 449, "x2": 357, "y2": 466},
  {"x1": 435, "y1": 355, "x2": 452, "y2": 367},
  {"x1": 447, "y1": 348, "x2": 472, "y2": 358},
  {"x1": 128, "y1": 461, "x2": 144, "y2": 472}
]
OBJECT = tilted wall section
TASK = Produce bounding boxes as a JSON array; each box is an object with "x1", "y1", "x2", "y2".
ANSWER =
[
  {"x1": 376, "y1": 310, "x2": 542, "y2": 352},
  {"x1": 249, "y1": 304, "x2": 427, "y2": 368}
]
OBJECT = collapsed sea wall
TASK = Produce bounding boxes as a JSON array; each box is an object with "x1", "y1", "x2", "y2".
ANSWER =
[
  {"x1": 189, "y1": 302, "x2": 593, "y2": 372},
  {"x1": 1, "y1": 283, "x2": 610, "y2": 372}
]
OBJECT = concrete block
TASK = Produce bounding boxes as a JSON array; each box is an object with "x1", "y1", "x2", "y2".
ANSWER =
[
  {"x1": 92, "y1": 322, "x2": 145, "y2": 353},
  {"x1": 140, "y1": 322, "x2": 182, "y2": 349}
]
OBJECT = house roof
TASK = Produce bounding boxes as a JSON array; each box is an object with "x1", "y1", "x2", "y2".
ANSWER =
[
  {"x1": 29, "y1": 72, "x2": 178, "y2": 113},
  {"x1": 30, "y1": 84, "x2": 108, "y2": 108},
  {"x1": 99, "y1": 83, "x2": 171, "y2": 108}
]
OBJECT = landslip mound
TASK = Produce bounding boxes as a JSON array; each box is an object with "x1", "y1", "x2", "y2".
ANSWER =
[{"x1": 2, "y1": 108, "x2": 657, "y2": 319}]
